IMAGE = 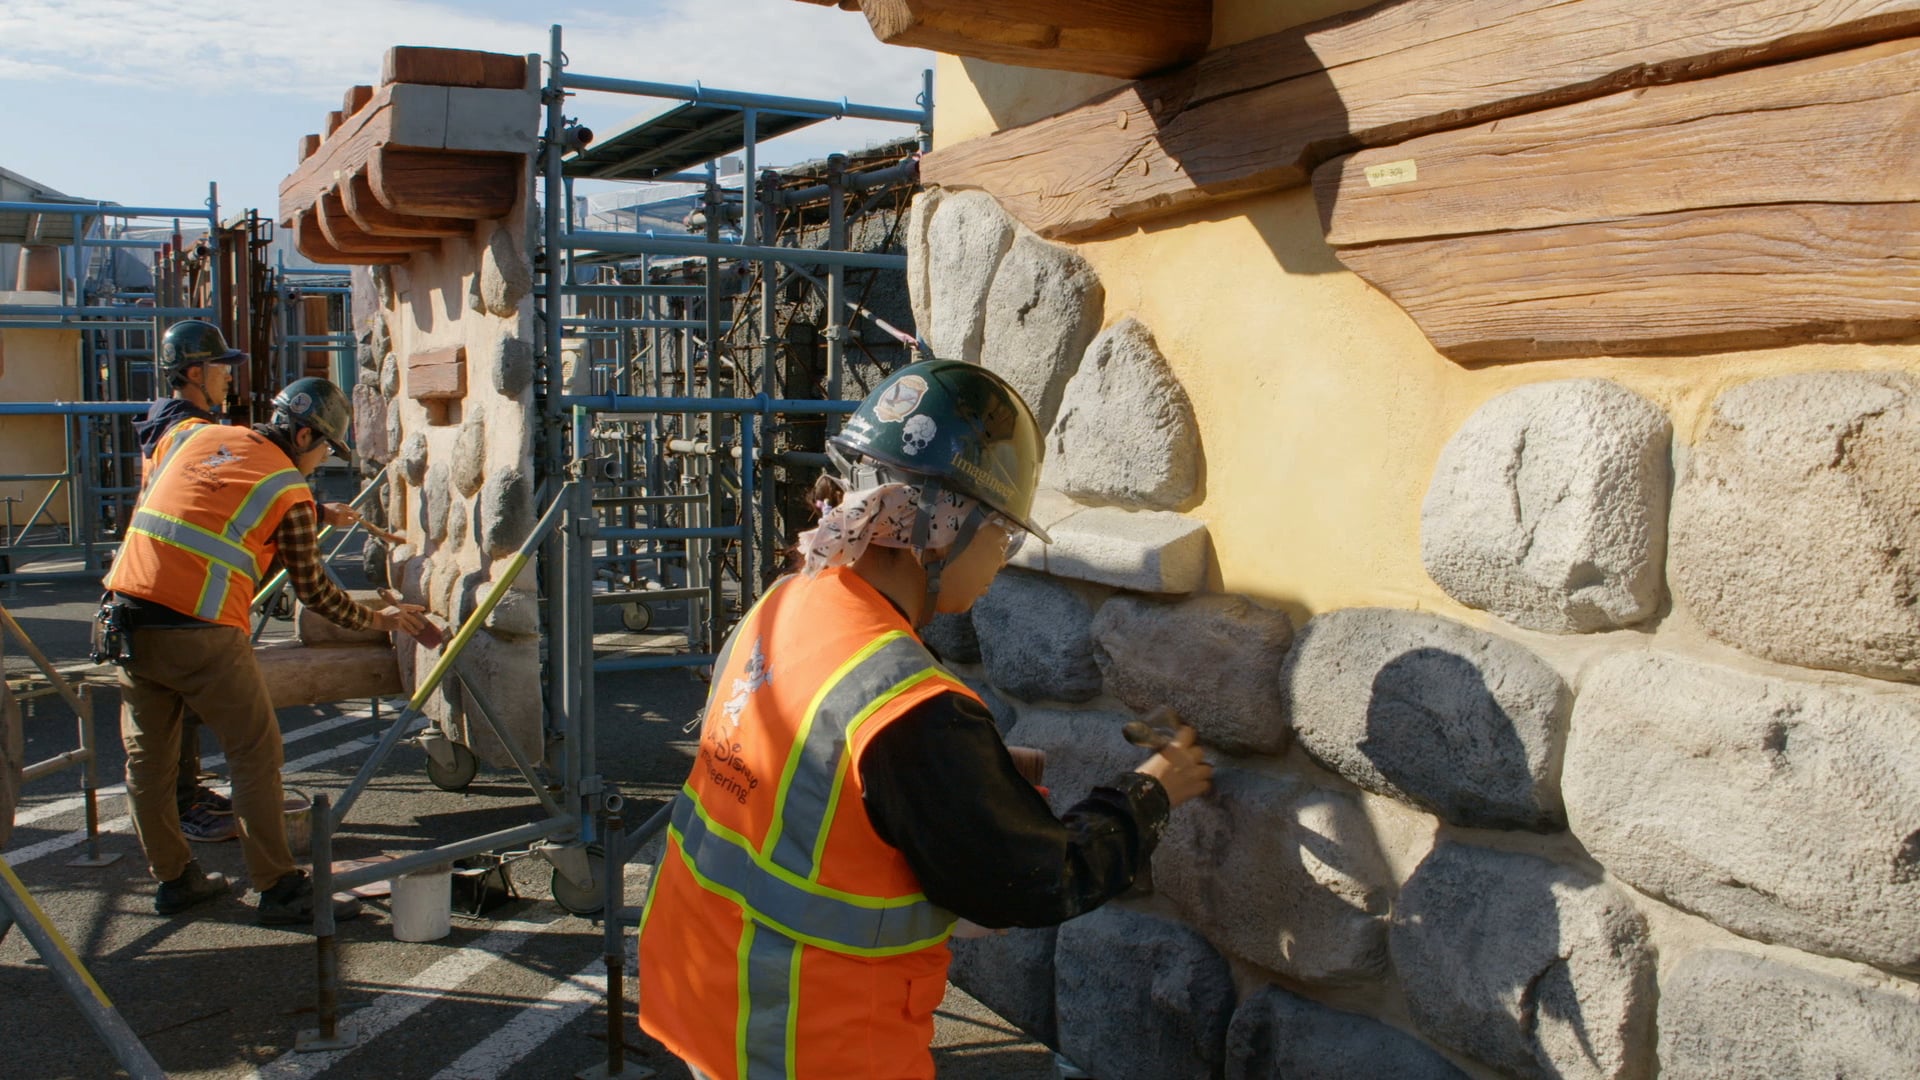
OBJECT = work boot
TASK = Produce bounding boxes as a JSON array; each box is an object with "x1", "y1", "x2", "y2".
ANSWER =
[
  {"x1": 256, "y1": 869, "x2": 363, "y2": 928},
  {"x1": 155, "y1": 860, "x2": 232, "y2": 916}
]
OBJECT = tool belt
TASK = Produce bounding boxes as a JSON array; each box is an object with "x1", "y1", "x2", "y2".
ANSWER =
[{"x1": 88, "y1": 592, "x2": 135, "y2": 667}]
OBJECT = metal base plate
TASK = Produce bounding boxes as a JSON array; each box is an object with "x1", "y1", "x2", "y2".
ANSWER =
[
  {"x1": 294, "y1": 1028, "x2": 361, "y2": 1052},
  {"x1": 574, "y1": 1063, "x2": 654, "y2": 1079},
  {"x1": 66, "y1": 853, "x2": 122, "y2": 868}
]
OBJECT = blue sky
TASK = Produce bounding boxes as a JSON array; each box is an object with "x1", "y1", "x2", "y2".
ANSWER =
[{"x1": 0, "y1": 0, "x2": 932, "y2": 220}]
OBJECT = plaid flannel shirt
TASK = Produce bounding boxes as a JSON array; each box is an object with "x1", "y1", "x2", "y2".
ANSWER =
[{"x1": 276, "y1": 500, "x2": 374, "y2": 632}]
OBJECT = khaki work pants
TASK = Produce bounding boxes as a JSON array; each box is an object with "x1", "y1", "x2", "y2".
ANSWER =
[{"x1": 118, "y1": 625, "x2": 295, "y2": 891}]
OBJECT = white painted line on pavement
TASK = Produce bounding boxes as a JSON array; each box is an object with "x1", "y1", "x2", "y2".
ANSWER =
[
  {"x1": 429, "y1": 959, "x2": 608, "y2": 1080},
  {"x1": 251, "y1": 911, "x2": 572, "y2": 1080},
  {"x1": 15, "y1": 706, "x2": 388, "y2": 828},
  {"x1": 7, "y1": 715, "x2": 425, "y2": 867}
]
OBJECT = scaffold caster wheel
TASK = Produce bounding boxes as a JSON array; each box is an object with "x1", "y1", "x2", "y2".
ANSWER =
[
  {"x1": 551, "y1": 845, "x2": 605, "y2": 916},
  {"x1": 425, "y1": 741, "x2": 479, "y2": 792},
  {"x1": 621, "y1": 602, "x2": 653, "y2": 632}
]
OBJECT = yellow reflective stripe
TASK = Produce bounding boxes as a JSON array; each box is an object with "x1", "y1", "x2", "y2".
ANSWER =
[
  {"x1": 734, "y1": 921, "x2": 754, "y2": 1080},
  {"x1": 761, "y1": 630, "x2": 908, "y2": 866},
  {"x1": 808, "y1": 666, "x2": 950, "y2": 876},
  {"x1": 222, "y1": 466, "x2": 306, "y2": 544},
  {"x1": 128, "y1": 510, "x2": 255, "y2": 580},
  {"x1": 679, "y1": 783, "x2": 932, "y2": 912}
]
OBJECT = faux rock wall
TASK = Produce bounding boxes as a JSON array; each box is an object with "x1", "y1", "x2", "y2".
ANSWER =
[
  {"x1": 350, "y1": 186, "x2": 542, "y2": 769},
  {"x1": 912, "y1": 187, "x2": 1920, "y2": 1079}
]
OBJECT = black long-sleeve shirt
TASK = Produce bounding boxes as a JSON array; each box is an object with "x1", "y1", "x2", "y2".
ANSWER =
[{"x1": 859, "y1": 690, "x2": 1170, "y2": 929}]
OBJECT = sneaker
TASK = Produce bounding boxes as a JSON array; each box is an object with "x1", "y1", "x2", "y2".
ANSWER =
[
  {"x1": 187, "y1": 787, "x2": 233, "y2": 814},
  {"x1": 180, "y1": 802, "x2": 237, "y2": 843},
  {"x1": 256, "y1": 869, "x2": 363, "y2": 928},
  {"x1": 155, "y1": 860, "x2": 232, "y2": 916}
]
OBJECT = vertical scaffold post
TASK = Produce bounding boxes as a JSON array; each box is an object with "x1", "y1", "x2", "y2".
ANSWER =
[{"x1": 296, "y1": 792, "x2": 357, "y2": 1051}]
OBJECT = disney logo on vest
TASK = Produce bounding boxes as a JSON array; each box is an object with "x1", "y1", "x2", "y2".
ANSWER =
[{"x1": 183, "y1": 443, "x2": 239, "y2": 490}]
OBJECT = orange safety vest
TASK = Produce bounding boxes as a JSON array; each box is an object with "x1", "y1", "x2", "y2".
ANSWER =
[
  {"x1": 638, "y1": 567, "x2": 978, "y2": 1080},
  {"x1": 140, "y1": 414, "x2": 213, "y2": 487},
  {"x1": 105, "y1": 424, "x2": 312, "y2": 629}
]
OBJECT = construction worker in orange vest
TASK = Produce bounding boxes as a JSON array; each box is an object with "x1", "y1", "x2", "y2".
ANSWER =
[
  {"x1": 636, "y1": 360, "x2": 1214, "y2": 1080},
  {"x1": 131, "y1": 319, "x2": 244, "y2": 845},
  {"x1": 101, "y1": 377, "x2": 426, "y2": 925}
]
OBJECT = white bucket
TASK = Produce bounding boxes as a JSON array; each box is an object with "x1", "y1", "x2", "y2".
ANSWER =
[
  {"x1": 283, "y1": 791, "x2": 313, "y2": 856},
  {"x1": 391, "y1": 864, "x2": 453, "y2": 942}
]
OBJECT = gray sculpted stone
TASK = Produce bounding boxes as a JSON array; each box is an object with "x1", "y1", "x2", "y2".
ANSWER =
[
  {"x1": 396, "y1": 553, "x2": 428, "y2": 608},
  {"x1": 1226, "y1": 986, "x2": 1468, "y2": 1080},
  {"x1": 1157, "y1": 768, "x2": 1390, "y2": 984},
  {"x1": 398, "y1": 432, "x2": 429, "y2": 486},
  {"x1": 905, "y1": 187, "x2": 943, "y2": 342},
  {"x1": 476, "y1": 225, "x2": 532, "y2": 318},
  {"x1": 1658, "y1": 950, "x2": 1920, "y2": 1080},
  {"x1": 1012, "y1": 504, "x2": 1210, "y2": 594},
  {"x1": 1046, "y1": 318, "x2": 1198, "y2": 510},
  {"x1": 973, "y1": 570, "x2": 1102, "y2": 703},
  {"x1": 1563, "y1": 650, "x2": 1920, "y2": 972},
  {"x1": 1422, "y1": 379, "x2": 1670, "y2": 633},
  {"x1": 1394, "y1": 842, "x2": 1656, "y2": 1080},
  {"x1": 948, "y1": 928, "x2": 1058, "y2": 1048},
  {"x1": 1671, "y1": 371, "x2": 1920, "y2": 682},
  {"x1": 925, "y1": 190, "x2": 1015, "y2": 362},
  {"x1": 1056, "y1": 906, "x2": 1235, "y2": 1080},
  {"x1": 451, "y1": 416, "x2": 486, "y2": 497},
  {"x1": 456, "y1": 631, "x2": 543, "y2": 768},
  {"x1": 422, "y1": 463, "x2": 451, "y2": 543},
  {"x1": 482, "y1": 466, "x2": 534, "y2": 557},
  {"x1": 371, "y1": 265, "x2": 394, "y2": 310},
  {"x1": 1282, "y1": 608, "x2": 1570, "y2": 831},
  {"x1": 1003, "y1": 708, "x2": 1142, "y2": 820},
  {"x1": 494, "y1": 338, "x2": 535, "y2": 397},
  {"x1": 921, "y1": 610, "x2": 980, "y2": 664},
  {"x1": 352, "y1": 384, "x2": 390, "y2": 465},
  {"x1": 380, "y1": 352, "x2": 399, "y2": 396},
  {"x1": 979, "y1": 234, "x2": 1103, "y2": 431},
  {"x1": 1092, "y1": 593, "x2": 1293, "y2": 755},
  {"x1": 445, "y1": 496, "x2": 468, "y2": 552},
  {"x1": 484, "y1": 584, "x2": 540, "y2": 641},
  {"x1": 370, "y1": 314, "x2": 390, "y2": 363},
  {"x1": 384, "y1": 398, "x2": 402, "y2": 458}
]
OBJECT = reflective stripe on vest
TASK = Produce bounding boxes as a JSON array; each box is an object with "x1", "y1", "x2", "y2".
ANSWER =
[
  {"x1": 147, "y1": 417, "x2": 209, "y2": 482},
  {"x1": 670, "y1": 630, "x2": 957, "y2": 958},
  {"x1": 739, "y1": 921, "x2": 801, "y2": 1080}
]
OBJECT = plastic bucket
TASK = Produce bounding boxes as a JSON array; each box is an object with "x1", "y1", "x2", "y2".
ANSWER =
[
  {"x1": 391, "y1": 865, "x2": 453, "y2": 942},
  {"x1": 283, "y1": 791, "x2": 313, "y2": 856}
]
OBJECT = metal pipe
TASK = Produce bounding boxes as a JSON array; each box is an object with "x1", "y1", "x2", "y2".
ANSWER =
[
  {"x1": 0, "y1": 402, "x2": 150, "y2": 416},
  {"x1": 0, "y1": 305, "x2": 213, "y2": 319},
  {"x1": 766, "y1": 156, "x2": 919, "y2": 206},
  {"x1": 451, "y1": 662, "x2": 567, "y2": 821},
  {"x1": 559, "y1": 231, "x2": 905, "y2": 271},
  {"x1": 559, "y1": 73, "x2": 925, "y2": 126},
  {"x1": 561, "y1": 394, "x2": 857, "y2": 416},
  {"x1": 561, "y1": 319, "x2": 728, "y2": 331},
  {"x1": 561, "y1": 284, "x2": 704, "y2": 299},
  {"x1": 331, "y1": 818, "x2": 578, "y2": 894},
  {"x1": 0, "y1": 200, "x2": 213, "y2": 219},
  {"x1": 593, "y1": 653, "x2": 716, "y2": 673}
]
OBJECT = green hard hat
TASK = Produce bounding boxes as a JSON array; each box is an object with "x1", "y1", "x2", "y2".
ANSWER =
[
  {"x1": 160, "y1": 319, "x2": 246, "y2": 375},
  {"x1": 271, "y1": 377, "x2": 353, "y2": 459},
  {"x1": 830, "y1": 359, "x2": 1050, "y2": 541}
]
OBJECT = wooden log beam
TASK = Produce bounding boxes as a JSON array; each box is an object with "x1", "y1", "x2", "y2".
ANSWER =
[
  {"x1": 255, "y1": 641, "x2": 402, "y2": 709},
  {"x1": 923, "y1": 0, "x2": 1920, "y2": 241},
  {"x1": 298, "y1": 134, "x2": 320, "y2": 163},
  {"x1": 316, "y1": 188, "x2": 439, "y2": 255},
  {"x1": 291, "y1": 209, "x2": 408, "y2": 267},
  {"x1": 408, "y1": 346, "x2": 467, "y2": 401},
  {"x1": 381, "y1": 45, "x2": 528, "y2": 90},
  {"x1": 369, "y1": 147, "x2": 519, "y2": 220},
  {"x1": 857, "y1": 0, "x2": 1211, "y2": 78},
  {"x1": 1316, "y1": 38, "x2": 1920, "y2": 246},
  {"x1": 342, "y1": 167, "x2": 472, "y2": 238},
  {"x1": 343, "y1": 84, "x2": 374, "y2": 118},
  {"x1": 1335, "y1": 203, "x2": 1920, "y2": 361},
  {"x1": 298, "y1": 593, "x2": 392, "y2": 647}
]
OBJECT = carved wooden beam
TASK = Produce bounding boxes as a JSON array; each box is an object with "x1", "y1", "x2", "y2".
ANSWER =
[
  {"x1": 342, "y1": 167, "x2": 472, "y2": 238},
  {"x1": 291, "y1": 209, "x2": 408, "y2": 267},
  {"x1": 922, "y1": 0, "x2": 1920, "y2": 241},
  {"x1": 315, "y1": 189, "x2": 438, "y2": 256},
  {"x1": 1321, "y1": 39, "x2": 1920, "y2": 360},
  {"x1": 853, "y1": 0, "x2": 1211, "y2": 78}
]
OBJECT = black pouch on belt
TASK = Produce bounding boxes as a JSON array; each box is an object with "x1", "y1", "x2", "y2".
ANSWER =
[{"x1": 88, "y1": 592, "x2": 135, "y2": 666}]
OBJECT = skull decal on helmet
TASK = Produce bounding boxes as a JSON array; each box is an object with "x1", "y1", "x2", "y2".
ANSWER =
[{"x1": 901, "y1": 414, "x2": 937, "y2": 456}]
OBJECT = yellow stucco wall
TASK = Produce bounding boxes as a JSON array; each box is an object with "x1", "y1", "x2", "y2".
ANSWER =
[
  {"x1": 0, "y1": 302, "x2": 82, "y2": 526},
  {"x1": 932, "y1": 11, "x2": 1920, "y2": 627}
]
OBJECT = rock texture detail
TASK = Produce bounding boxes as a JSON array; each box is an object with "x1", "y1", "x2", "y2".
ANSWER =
[
  {"x1": 1056, "y1": 906, "x2": 1235, "y2": 1080},
  {"x1": 973, "y1": 570, "x2": 1103, "y2": 703},
  {"x1": 1156, "y1": 768, "x2": 1391, "y2": 984},
  {"x1": 1422, "y1": 379, "x2": 1670, "y2": 632},
  {"x1": 905, "y1": 188, "x2": 943, "y2": 341},
  {"x1": 1047, "y1": 318, "x2": 1199, "y2": 510},
  {"x1": 1283, "y1": 608, "x2": 1571, "y2": 831},
  {"x1": 1563, "y1": 650, "x2": 1920, "y2": 972},
  {"x1": 1657, "y1": 949, "x2": 1920, "y2": 1080},
  {"x1": 947, "y1": 929, "x2": 1059, "y2": 1049},
  {"x1": 1227, "y1": 986, "x2": 1469, "y2": 1080},
  {"x1": 1393, "y1": 842, "x2": 1656, "y2": 1080},
  {"x1": 1091, "y1": 592, "x2": 1294, "y2": 755},
  {"x1": 1670, "y1": 371, "x2": 1920, "y2": 682},
  {"x1": 1003, "y1": 708, "x2": 1145, "y2": 820},
  {"x1": 481, "y1": 465, "x2": 534, "y2": 557},
  {"x1": 422, "y1": 463, "x2": 451, "y2": 543},
  {"x1": 494, "y1": 337, "x2": 535, "y2": 397},
  {"x1": 922, "y1": 610, "x2": 981, "y2": 664},
  {"x1": 925, "y1": 190, "x2": 1015, "y2": 362},
  {"x1": 452, "y1": 415, "x2": 487, "y2": 497},
  {"x1": 474, "y1": 225, "x2": 532, "y2": 318},
  {"x1": 979, "y1": 234, "x2": 1103, "y2": 430}
]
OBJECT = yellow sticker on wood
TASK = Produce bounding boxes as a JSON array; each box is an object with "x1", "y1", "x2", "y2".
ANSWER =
[{"x1": 1365, "y1": 160, "x2": 1418, "y2": 188}]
